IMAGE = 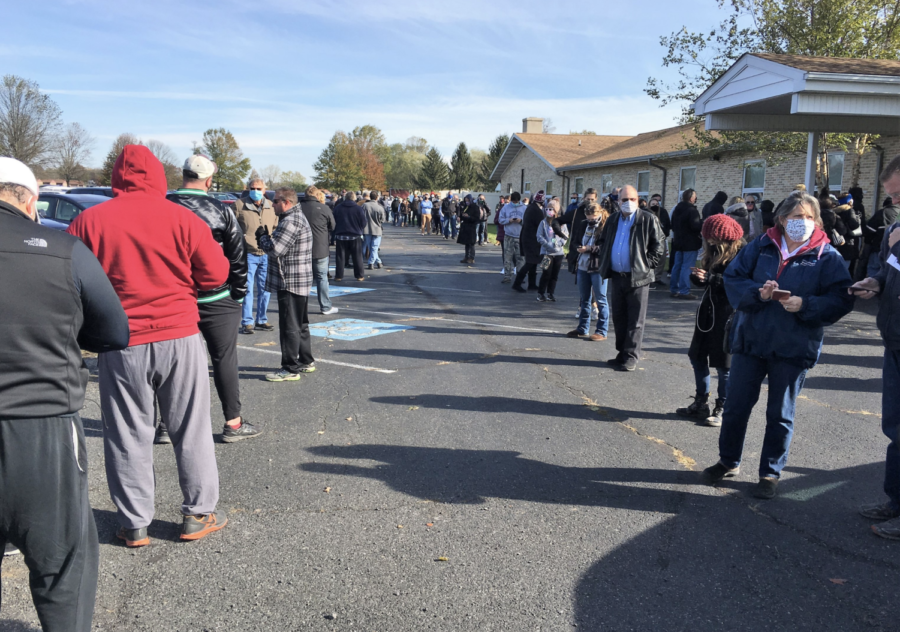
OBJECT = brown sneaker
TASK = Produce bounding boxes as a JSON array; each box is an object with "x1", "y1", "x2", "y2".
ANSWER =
[
  {"x1": 589, "y1": 333, "x2": 607, "y2": 341},
  {"x1": 180, "y1": 511, "x2": 228, "y2": 541},
  {"x1": 566, "y1": 329, "x2": 588, "y2": 338}
]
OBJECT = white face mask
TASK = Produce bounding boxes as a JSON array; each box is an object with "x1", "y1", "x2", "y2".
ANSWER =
[
  {"x1": 620, "y1": 201, "x2": 637, "y2": 215},
  {"x1": 785, "y1": 218, "x2": 815, "y2": 242}
]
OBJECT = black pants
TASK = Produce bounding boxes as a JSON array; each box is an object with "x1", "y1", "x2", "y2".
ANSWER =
[
  {"x1": 538, "y1": 255, "x2": 564, "y2": 295},
  {"x1": 609, "y1": 274, "x2": 650, "y2": 361},
  {"x1": 198, "y1": 296, "x2": 242, "y2": 422},
  {"x1": 464, "y1": 244, "x2": 475, "y2": 261},
  {"x1": 0, "y1": 416, "x2": 98, "y2": 632},
  {"x1": 513, "y1": 262, "x2": 538, "y2": 289},
  {"x1": 335, "y1": 239, "x2": 363, "y2": 280},
  {"x1": 277, "y1": 291, "x2": 314, "y2": 372}
]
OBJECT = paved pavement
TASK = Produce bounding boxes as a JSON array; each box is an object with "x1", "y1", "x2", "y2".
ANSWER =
[{"x1": 2, "y1": 224, "x2": 898, "y2": 631}]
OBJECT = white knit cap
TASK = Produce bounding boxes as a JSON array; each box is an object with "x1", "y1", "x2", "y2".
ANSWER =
[{"x1": 0, "y1": 157, "x2": 39, "y2": 197}]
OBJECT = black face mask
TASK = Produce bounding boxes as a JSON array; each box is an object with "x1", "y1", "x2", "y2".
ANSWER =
[{"x1": 587, "y1": 219, "x2": 598, "y2": 226}]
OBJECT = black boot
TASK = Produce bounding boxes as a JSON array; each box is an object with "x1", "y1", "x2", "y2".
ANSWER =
[
  {"x1": 676, "y1": 394, "x2": 710, "y2": 419},
  {"x1": 704, "y1": 399, "x2": 725, "y2": 427}
]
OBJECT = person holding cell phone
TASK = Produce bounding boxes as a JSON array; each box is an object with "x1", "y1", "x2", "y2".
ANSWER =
[
  {"x1": 852, "y1": 154, "x2": 900, "y2": 540},
  {"x1": 700, "y1": 192, "x2": 854, "y2": 500}
]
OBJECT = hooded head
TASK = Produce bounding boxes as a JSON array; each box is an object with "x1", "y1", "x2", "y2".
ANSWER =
[
  {"x1": 464, "y1": 193, "x2": 475, "y2": 205},
  {"x1": 714, "y1": 191, "x2": 728, "y2": 205},
  {"x1": 112, "y1": 145, "x2": 168, "y2": 197},
  {"x1": 849, "y1": 186, "x2": 864, "y2": 203}
]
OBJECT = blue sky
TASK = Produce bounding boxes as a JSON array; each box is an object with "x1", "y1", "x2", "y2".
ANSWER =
[{"x1": 6, "y1": 0, "x2": 731, "y2": 177}]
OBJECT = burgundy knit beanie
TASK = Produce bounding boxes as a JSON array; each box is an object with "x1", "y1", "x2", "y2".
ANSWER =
[
  {"x1": 532, "y1": 190, "x2": 545, "y2": 205},
  {"x1": 702, "y1": 213, "x2": 743, "y2": 242}
]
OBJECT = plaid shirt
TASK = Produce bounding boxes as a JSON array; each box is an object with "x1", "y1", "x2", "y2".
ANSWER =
[{"x1": 258, "y1": 206, "x2": 313, "y2": 296}]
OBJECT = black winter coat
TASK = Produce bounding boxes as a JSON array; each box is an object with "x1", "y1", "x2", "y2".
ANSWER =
[
  {"x1": 167, "y1": 191, "x2": 248, "y2": 300},
  {"x1": 519, "y1": 202, "x2": 545, "y2": 264},
  {"x1": 456, "y1": 202, "x2": 481, "y2": 246},
  {"x1": 702, "y1": 191, "x2": 728, "y2": 220},
  {"x1": 688, "y1": 261, "x2": 734, "y2": 369},
  {"x1": 670, "y1": 201, "x2": 703, "y2": 252},
  {"x1": 649, "y1": 204, "x2": 671, "y2": 237},
  {"x1": 836, "y1": 205, "x2": 862, "y2": 259},
  {"x1": 300, "y1": 200, "x2": 335, "y2": 260}
]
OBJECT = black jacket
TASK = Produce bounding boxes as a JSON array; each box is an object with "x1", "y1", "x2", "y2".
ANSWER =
[
  {"x1": 0, "y1": 202, "x2": 129, "y2": 419},
  {"x1": 670, "y1": 201, "x2": 703, "y2": 252},
  {"x1": 300, "y1": 199, "x2": 335, "y2": 260},
  {"x1": 457, "y1": 202, "x2": 481, "y2": 246},
  {"x1": 866, "y1": 205, "x2": 900, "y2": 246},
  {"x1": 561, "y1": 201, "x2": 591, "y2": 265},
  {"x1": 596, "y1": 209, "x2": 665, "y2": 288},
  {"x1": 519, "y1": 202, "x2": 545, "y2": 264},
  {"x1": 649, "y1": 204, "x2": 671, "y2": 237},
  {"x1": 167, "y1": 190, "x2": 248, "y2": 301},
  {"x1": 332, "y1": 199, "x2": 367, "y2": 237},
  {"x1": 689, "y1": 261, "x2": 734, "y2": 369},
  {"x1": 441, "y1": 197, "x2": 458, "y2": 217},
  {"x1": 702, "y1": 191, "x2": 728, "y2": 220}
]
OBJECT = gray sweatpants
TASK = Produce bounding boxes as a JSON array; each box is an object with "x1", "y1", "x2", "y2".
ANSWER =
[{"x1": 99, "y1": 333, "x2": 219, "y2": 529}]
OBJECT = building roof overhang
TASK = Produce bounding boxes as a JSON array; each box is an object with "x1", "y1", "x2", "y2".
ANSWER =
[{"x1": 693, "y1": 53, "x2": 900, "y2": 134}]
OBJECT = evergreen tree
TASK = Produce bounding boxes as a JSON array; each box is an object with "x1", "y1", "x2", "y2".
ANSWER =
[
  {"x1": 479, "y1": 134, "x2": 510, "y2": 187},
  {"x1": 313, "y1": 131, "x2": 364, "y2": 192},
  {"x1": 449, "y1": 142, "x2": 476, "y2": 190},
  {"x1": 418, "y1": 147, "x2": 449, "y2": 191}
]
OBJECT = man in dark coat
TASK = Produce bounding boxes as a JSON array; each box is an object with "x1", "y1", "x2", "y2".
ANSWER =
[
  {"x1": 702, "y1": 191, "x2": 728, "y2": 220},
  {"x1": 512, "y1": 190, "x2": 546, "y2": 292},
  {"x1": 300, "y1": 186, "x2": 337, "y2": 314},
  {"x1": 457, "y1": 194, "x2": 481, "y2": 264},
  {"x1": 561, "y1": 187, "x2": 599, "y2": 279},
  {"x1": 647, "y1": 193, "x2": 671, "y2": 288},
  {"x1": 332, "y1": 191, "x2": 367, "y2": 281}
]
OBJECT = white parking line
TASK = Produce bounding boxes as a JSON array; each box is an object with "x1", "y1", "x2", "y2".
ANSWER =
[
  {"x1": 237, "y1": 345, "x2": 397, "y2": 374},
  {"x1": 336, "y1": 308, "x2": 561, "y2": 334},
  {"x1": 365, "y1": 281, "x2": 481, "y2": 293}
]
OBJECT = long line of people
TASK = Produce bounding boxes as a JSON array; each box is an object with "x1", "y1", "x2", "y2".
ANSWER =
[{"x1": 6, "y1": 145, "x2": 900, "y2": 632}]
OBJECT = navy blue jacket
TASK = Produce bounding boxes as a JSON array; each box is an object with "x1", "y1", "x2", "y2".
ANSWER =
[
  {"x1": 725, "y1": 227, "x2": 854, "y2": 369},
  {"x1": 332, "y1": 200, "x2": 367, "y2": 238}
]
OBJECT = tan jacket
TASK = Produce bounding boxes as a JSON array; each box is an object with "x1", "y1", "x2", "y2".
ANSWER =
[{"x1": 235, "y1": 197, "x2": 277, "y2": 255}]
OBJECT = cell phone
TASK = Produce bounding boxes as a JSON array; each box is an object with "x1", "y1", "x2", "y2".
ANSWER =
[
  {"x1": 771, "y1": 289, "x2": 791, "y2": 301},
  {"x1": 849, "y1": 284, "x2": 880, "y2": 296}
]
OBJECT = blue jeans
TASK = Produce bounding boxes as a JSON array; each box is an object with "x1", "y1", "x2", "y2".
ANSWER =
[
  {"x1": 868, "y1": 250, "x2": 883, "y2": 278},
  {"x1": 718, "y1": 353, "x2": 808, "y2": 479},
  {"x1": 691, "y1": 357, "x2": 729, "y2": 401},
  {"x1": 312, "y1": 257, "x2": 331, "y2": 312},
  {"x1": 441, "y1": 216, "x2": 452, "y2": 238},
  {"x1": 242, "y1": 254, "x2": 271, "y2": 326},
  {"x1": 882, "y1": 350, "x2": 900, "y2": 509},
  {"x1": 670, "y1": 250, "x2": 694, "y2": 295},
  {"x1": 477, "y1": 221, "x2": 487, "y2": 243},
  {"x1": 576, "y1": 270, "x2": 609, "y2": 336},
  {"x1": 451, "y1": 215, "x2": 459, "y2": 238},
  {"x1": 364, "y1": 235, "x2": 382, "y2": 265}
]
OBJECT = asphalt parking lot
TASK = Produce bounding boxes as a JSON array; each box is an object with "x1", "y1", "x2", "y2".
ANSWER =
[{"x1": 1, "y1": 225, "x2": 897, "y2": 631}]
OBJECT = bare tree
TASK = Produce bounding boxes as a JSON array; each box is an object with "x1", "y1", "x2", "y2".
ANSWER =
[
  {"x1": 145, "y1": 139, "x2": 183, "y2": 189},
  {"x1": 542, "y1": 118, "x2": 556, "y2": 134},
  {"x1": 259, "y1": 164, "x2": 282, "y2": 188},
  {"x1": 54, "y1": 123, "x2": 94, "y2": 185},
  {"x1": 0, "y1": 75, "x2": 63, "y2": 167}
]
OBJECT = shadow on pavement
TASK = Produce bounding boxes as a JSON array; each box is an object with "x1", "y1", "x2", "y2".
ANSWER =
[
  {"x1": 0, "y1": 621, "x2": 42, "y2": 631},
  {"x1": 337, "y1": 348, "x2": 607, "y2": 368}
]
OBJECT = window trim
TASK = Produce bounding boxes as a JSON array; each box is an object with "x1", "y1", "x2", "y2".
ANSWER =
[
  {"x1": 636, "y1": 170, "x2": 650, "y2": 200},
  {"x1": 742, "y1": 159, "x2": 766, "y2": 197},
  {"x1": 574, "y1": 177, "x2": 584, "y2": 195},
  {"x1": 600, "y1": 174, "x2": 613, "y2": 195},
  {"x1": 545, "y1": 179, "x2": 553, "y2": 195},
  {"x1": 679, "y1": 166, "x2": 697, "y2": 197},
  {"x1": 827, "y1": 152, "x2": 845, "y2": 193},
  {"x1": 524, "y1": 181, "x2": 532, "y2": 194}
]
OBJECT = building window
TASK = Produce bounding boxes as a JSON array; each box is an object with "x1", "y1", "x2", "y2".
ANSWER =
[
  {"x1": 828, "y1": 153, "x2": 844, "y2": 192},
  {"x1": 524, "y1": 182, "x2": 532, "y2": 194},
  {"x1": 636, "y1": 171, "x2": 650, "y2": 200},
  {"x1": 742, "y1": 160, "x2": 766, "y2": 197},
  {"x1": 600, "y1": 174, "x2": 612, "y2": 195},
  {"x1": 679, "y1": 167, "x2": 696, "y2": 196},
  {"x1": 507, "y1": 183, "x2": 512, "y2": 194},
  {"x1": 545, "y1": 180, "x2": 553, "y2": 195},
  {"x1": 575, "y1": 178, "x2": 584, "y2": 195}
]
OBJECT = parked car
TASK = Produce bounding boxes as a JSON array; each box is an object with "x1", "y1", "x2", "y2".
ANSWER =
[
  {"x1": 37, "y1": 192, "x2": 110, "y2": 229},
  {"x1": 210, "y1": 192, "x2": 238, "y2": 205},
  {"x1": 67, "y1": 186, "x2": 114, "y2": 198}
]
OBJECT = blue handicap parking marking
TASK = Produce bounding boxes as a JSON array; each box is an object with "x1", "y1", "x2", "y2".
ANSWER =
[
  {"x1": 310, "y1": 319, "x2": 414, "y2": 341},
  {"x1": 310, "y1": 286, "x2": 374, "y2": 297}
]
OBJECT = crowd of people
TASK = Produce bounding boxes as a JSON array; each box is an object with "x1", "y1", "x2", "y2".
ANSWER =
[{"x1": 4, "y1": 143, "x2": 900, "y2": 631}]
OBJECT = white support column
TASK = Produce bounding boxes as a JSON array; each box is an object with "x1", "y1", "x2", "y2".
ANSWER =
[{"x1": 804, "y1": 132, "x2": 820, "y2": 193}]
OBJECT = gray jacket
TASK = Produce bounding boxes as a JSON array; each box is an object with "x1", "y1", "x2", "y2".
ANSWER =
[
  {"x1": 362, "y1": 200, "x2": 385, "y2": 236},
  {"x1": 537, "y1": 219, "x2": 567, "y2": 256}
]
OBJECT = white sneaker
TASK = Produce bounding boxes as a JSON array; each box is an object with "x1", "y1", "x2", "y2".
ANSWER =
[
  {"x1": 500, "y1": 269, "x2": 506, "y2": 275},
  {"x1": 322, "y1": 307, "x2": 339, "y2": 315}
]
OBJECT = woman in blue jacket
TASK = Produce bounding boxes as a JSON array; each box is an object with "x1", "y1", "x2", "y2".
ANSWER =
[{"x1": 701, "y1": 192, "x2": 854, "y2": 499}]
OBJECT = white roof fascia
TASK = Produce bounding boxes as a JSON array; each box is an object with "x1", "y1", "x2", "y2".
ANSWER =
[
  {"x1": 559, "y1": 150, "x2": 693, "y2": 173},
  {"x1": 693, "y1": 54, "x2": 806, "y2": 115},
  {"x1": 706, "y1": 112, "x2": 900, "y2": 134},
  {"x1": 488, "y1": 136, "x2": 524, "y2": 181}
]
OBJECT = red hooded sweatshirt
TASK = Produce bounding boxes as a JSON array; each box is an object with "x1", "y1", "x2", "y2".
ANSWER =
[{"x1": 68, "y1": 145, "x2": 229, "y2": 346}]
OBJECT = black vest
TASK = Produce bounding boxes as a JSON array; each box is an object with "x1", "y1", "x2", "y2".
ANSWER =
[{"x1": 0, "y1": 203, "x2": 86, "y2": 418}]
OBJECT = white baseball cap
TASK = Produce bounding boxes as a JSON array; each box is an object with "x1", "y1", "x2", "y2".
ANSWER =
[
  {"x1": 183, "y1": 154, "x2": 218, "y2": 180},
  {"x1": 0, "y1": 157, "x2": 39, "y2": 197}
]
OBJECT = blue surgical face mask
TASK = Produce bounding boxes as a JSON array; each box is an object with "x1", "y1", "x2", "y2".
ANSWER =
[{"x1": 249, "y1": 190, "x2": 264, "y2": 202}]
